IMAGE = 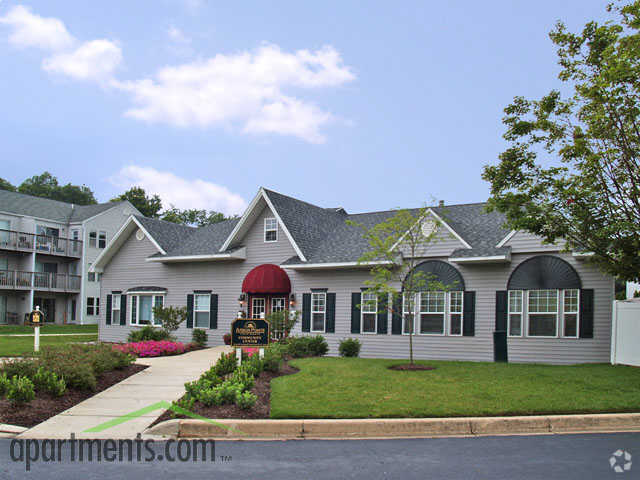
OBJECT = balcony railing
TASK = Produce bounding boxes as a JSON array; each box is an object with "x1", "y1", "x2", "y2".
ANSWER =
[
  {"x1": 0, "y1": 270, "x2": 81, "y2": 292},
  {"x1": 0, "y1": 229, "x2": 82, "y2": 257}
]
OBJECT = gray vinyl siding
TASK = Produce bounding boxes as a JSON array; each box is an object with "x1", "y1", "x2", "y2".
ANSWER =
[
  {"x1": 99, "y1": 208, "x2": 614, "y2": 364},
  {"x1": 504, "y1": 231, "x2": 565, "y2": 253},
  {"x1": 397, "y1": 225, "x2": 467, "y2": 258}
]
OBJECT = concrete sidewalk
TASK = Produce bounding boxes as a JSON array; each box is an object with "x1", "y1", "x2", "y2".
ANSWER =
[{"x1": 19, "y1": 346, "x2": 230, "y2": 439}]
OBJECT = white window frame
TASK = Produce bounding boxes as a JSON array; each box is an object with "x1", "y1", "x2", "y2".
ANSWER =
[
  {"x1": 271, "y1": 297, "x2": 286, "y2": 313},
  {"x1": 264, "y1": 217, "x2": 278, "y2": 243},
  {"x1": 562, "y1": 289, "x2": 580, "y2": 339},
  {"x1": 252, "y1": 297, "x2": 266, "y2": 319},
  {"x1": 98, "y1": 231, "x2": 107, "y2": 249},
  {"x1": 129, "y1": 294, "x2": 164, "y2": 326},
  {"x1": 402, "y1": 294, "x2": 416, "y2": 335},
  {"x1": 526, "y1": 289, "x2": 559, "y2": 338},
  {"x1": 194, "y1": 293, "x2": 211, "y2": 329},
  {"x1": 508, "y1": 290, "x2": 524, "y2": 337},
  {"x1": 88, "y1": 231, "x2": 97, "y2": 248},
  {"x1": 448, "y1": 291, "x2": 464, "y2": 336},
  {"x1": 86, "y1": 297, "x2": 95, "y2": 316},
  {"x1": 361, "y1": 292, "x2": 378, "y2": 334},
  {"x1": 111, "y1": 294, "x2": 121, "y2": 325},
  {"x1": 418, "y1": 291, "x2": 445, "y2": 336},
  {"x1": 311, "y1": 292, "x2": 326, "y2": 332}
]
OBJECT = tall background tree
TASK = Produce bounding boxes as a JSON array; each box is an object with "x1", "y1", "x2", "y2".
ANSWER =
[
  {"x1": 161, "y1": 206, "x2": 234, "y2": 226},
  {"x1": 483, "y1": 1, "x2": 640, "y2": 282},
  {"x1": 0, "y1": 178, "x2": 15, "y2": 192},
  {"x1": 17, "y1": 172, "x2": 97, "y2": 205},
  {"x1": 111, "y1": 186, "x2": 163, "y2": 218}
]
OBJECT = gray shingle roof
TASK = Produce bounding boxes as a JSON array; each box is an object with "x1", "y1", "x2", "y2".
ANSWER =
[
  {"x1": 141, "y1": 188, "x2": 510, "y2": 263},
  {"x1": 0, "y1": 189, "x2": 127, "y2": 223}
]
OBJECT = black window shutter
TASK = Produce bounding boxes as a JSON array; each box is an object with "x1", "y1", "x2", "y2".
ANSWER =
[
  {"x1": 579, "y1": 288, "x2": 594, "y2": 338},
  {"x1": 210, "y1": 294, "x2": 218, "y2": 329},
  {"x1": 463, "y1": 291, "x2": 475, "y2": 336},
  {"x1": 105, "y1": 294, "x2": 112, "y2": 325},
  {"x1": 325, "y1": 293, "x2": 336, "y2": 333},
  {"x1": 391, "y1": 293, "x2": 402, "y2": 335},
  {"x1": 377, "y1": 293, "x2": 388, "y2": 334},
  {"x1": 186, "y1": 294, "x2": 194, "y2": 328},
  {"x1": 120, "y1": 295, "x2": 127, "y2": 325},
  {"x1": 302, "y1": 293, "x2": 311, "y2": 332},
  {"x1": 351, "y1": 292, "x2": 361, "y2": 334},
  {"x1": 495, "y1": 291, "x2": 507, "y2": 331}
]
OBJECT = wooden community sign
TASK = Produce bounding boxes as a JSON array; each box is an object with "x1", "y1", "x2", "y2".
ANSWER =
[{"x1": 231, "y1": 319, "x2": 270, "y2": 347}]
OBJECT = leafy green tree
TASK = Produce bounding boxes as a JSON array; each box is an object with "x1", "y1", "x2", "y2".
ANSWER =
[
  {"x1": 111, "y1": 186, "x2": 162, "y2": 218},
  {"x1": 161, "y1": 206, "x2": 233, "y2": 226},
  {"x1": 348, "y1": 208, "x2": 454, "y2": 364},
  {"x1": 0, "y1": 178, "x2": 15, "y2": 192},
  {"x1": 483, "y1": 1, "x2": 640, "y2": 281},
  {"x1": 17, "y1": 172, "x2": 96, "y2": 205}
]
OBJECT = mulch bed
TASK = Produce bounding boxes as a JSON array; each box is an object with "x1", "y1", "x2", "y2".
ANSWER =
[
  {"x1": 151, "y1": 362, "x2": 299, "y2": 426},
  {"x1": 0, "y1": 364, "x2": 147, "y2": 428},
  {"x1": 388, "y1": 364, "x2": 436, "y2": 371}
]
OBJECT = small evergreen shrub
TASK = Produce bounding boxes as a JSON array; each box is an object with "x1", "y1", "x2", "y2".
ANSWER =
[
  {"x1": 214, "y1": 352, "x2": 237, "y2": 377},
  {"x1": 339, "y1": 338, "x2": 362, "y2": 357},
  {"x1": 230, "y1": 366, "x2": 255, "y2": 391},
  {"x1": 235, "y1": 391, "x2": 257, "y2": 410},
  {"x1": 0, "y1": 373, "x2": 9, "y2": 396},
  {"x1": 262, "y1": 346, "x2": 284, "y2": 372},
  {"x1": 6, "y1": 376, "x2": 35, "y2": 405},
  {"x1": 192, "y1": 329, "x2": 208, "y2": 348},
  {"x1": 171, "y1": 395, "x2": 195, "y2": 417},
  {"x1": 197, "y1": 388, "x2": 223, "y2": 407},
  {"x1": 216, "y1": 380, "x2": 244, "y2": 404},
  {"x1": 285, "y1": 335, "x2": 329, "y2": 357},
  {"x1": 308, "y1": 335, "x2": 329, "y2": 356},
  {"x1": 33, "y1": 367, "x2": 67, "y2": 396},
  {"x1": 0, "y1": 358, "x2": 39, "y2": 380}
]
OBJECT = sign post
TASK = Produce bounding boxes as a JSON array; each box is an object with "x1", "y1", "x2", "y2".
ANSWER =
[
  {"x1": 28, "y1": 306, "x2": 44, "y2": 352},
  {"x1": 231, "y1": 318, "x2": 270, "y2": 366}
]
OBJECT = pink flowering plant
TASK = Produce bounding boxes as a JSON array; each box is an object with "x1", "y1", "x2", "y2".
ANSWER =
[{"x1": 113, "y1": 340, "x2": 191, "y2": 358}]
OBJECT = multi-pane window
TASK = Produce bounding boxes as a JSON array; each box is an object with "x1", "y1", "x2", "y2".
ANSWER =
[
  {"x1": 508, "y1": 290, "x2": 523, "y2": 337},
  {"x1": 89, "y1": 231, "x2": 97, "y2": 248},
  {"x1": 563, "y1": 289, "x2": 579, "y2": 337},
  {"x1": 98, "y1": 231, "x2": 107, "y2": 249},
  {"x1": 130, "y1": 294, "x2": 164, "y2": 325},
  {"x1": 271, "y1": 297, "x2": 286, "y2": 313},
  {"x1": 361, "y1": 293, "x2": 377, "y2": 333},
  {"x1": 87, "y1": 297, "x2": 95, "y2": 316},
  {"x1": 419, "y1": 291, "x2": 445, "y2": 334},
  {"x1": 449, "y1": 291, "x2": 463, "y2": 336},
  {"x1": 528, "y1": 290, "x2": 558, "y2": 337},
  {"x1": 252, "y1": 298, "x2": 265, "y2": 319},
  {"x1": 264, "y1": 217, "x2": 277, "y2": 242},
  {"x1": 311, "y1": 292, "x2": 326, "y2": 332},
  {"x1": 195, "y1": 294, "x2": 210, "y2": 328},
  {"x1": 111, "y1": 294, "x2": 121, "y2": 324},
  {"x1": 402, "y1": 294, "x2": 415, "y2": 334}
]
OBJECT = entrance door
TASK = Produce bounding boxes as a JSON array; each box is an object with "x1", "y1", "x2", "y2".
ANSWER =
[
  {"x1": 251, "y1": 297, "x2": 266, "y2": 319},
  {"x1": 34, "y1": 297, "x2": 56, "y2": 323}
]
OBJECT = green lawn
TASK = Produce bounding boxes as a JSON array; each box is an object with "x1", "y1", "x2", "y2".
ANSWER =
[
  {"x1": 270, "y1": 357, "x2": 640, "y2": 418},
  {"x1": 0, "y1": 324, "x2": 98, "y2": 335},
  {"x1": 0, "y1": 335, "x2": 97, "y2": 356}
]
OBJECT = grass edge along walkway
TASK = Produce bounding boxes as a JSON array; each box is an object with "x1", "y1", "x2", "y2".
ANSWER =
[
  {"x1": 270, "y1": 357, "x2": 640, "y2": 419},
  {"x1": 0, "y1": 334, "x2": 97, "y2": 357}
]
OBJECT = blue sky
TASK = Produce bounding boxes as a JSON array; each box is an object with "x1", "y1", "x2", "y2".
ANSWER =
[{"x1": 0, "y1": 0, "x2": 609, "y2": 215}]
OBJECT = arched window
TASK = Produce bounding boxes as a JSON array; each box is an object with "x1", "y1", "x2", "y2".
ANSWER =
[
  {"x1": 402, "y1": 261, "x2": 472, "y2": 337},
  {"x1": 505, "y1": 256, "x2": 582, "y2": 338}
]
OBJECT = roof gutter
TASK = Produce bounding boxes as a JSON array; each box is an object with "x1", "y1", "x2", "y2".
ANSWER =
[
  {"x1": 448, "y1": 254, "x2": 511, "y2": 264},
  {"x1": 283, "y1": 260, "x2": 395, "y2": 270},
  {"x1": 146, "y1": 248, "x2": 247, "y2": 263}
]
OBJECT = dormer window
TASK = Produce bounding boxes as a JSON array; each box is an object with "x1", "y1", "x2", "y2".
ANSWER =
[{"x1": 264, "y1": 217, "x2": 277, "y2": 242}]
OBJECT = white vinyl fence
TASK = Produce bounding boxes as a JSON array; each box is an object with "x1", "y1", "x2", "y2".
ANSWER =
[{"x1": 611, "y1": 300, "x2": 640, "y2": 366}]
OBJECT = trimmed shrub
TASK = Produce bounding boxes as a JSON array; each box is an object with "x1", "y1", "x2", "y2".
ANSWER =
[
  {"x1": 0, "y1": 373, "x2": 9, "y2": 396},
  {"x1": 0, "y1": 358, "x2": 39, "y2": 380},
  {"x1": 52, "y1": 362, "x2": 96, "y2": 391},
  {"x1": 284, "y1": 335, "x2": 329, "y2": 358},
  {"x1": 216, "y1": 380, "x2": 244, "y2": 404},
  {"x1": 33, "y1": 367, "x2": 67, "y2": 396},
  {"x1": 339, "y1": 338, "x2": 361, "y2": 357},
  {"x1": 127, "y1": 325, "x2": 172, "y2": 343},
  {"x1": 235, "y1": 391, "x2": 257, "y2": 410},
  {"x1": 171, "y1": 395, "x2": 195, "y2": 417},
  {"x1": 230, "y1": 366, "x2": 255, "y2": 392},
  {"x1": 214, "y1": 352, "x2": 237, "y2": 377},
  {"x1": 308, "y1": 335, "x2": 329, "y2": 356},
  {"x1": 197, "y1": 387, "x2": 223, "y2": 407},
  {"x1": 192, "y1": 329, "x2": 208, "y2": 348},
  {"x1": 6, "y1": 376, "x2": 35, "y2": 405}
]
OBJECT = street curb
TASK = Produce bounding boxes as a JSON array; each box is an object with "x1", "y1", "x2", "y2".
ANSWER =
[{"x1": 145, "y1": 413, "x2": 640, "y2": 439}]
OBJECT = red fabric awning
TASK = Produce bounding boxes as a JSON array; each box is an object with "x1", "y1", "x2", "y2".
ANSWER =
[{"x1": 242, "y1": 264, "x2": 291, "y2": 294}]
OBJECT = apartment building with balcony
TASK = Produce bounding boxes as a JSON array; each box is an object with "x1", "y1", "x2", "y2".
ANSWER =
[{"x1": 0, "y1": 189, "x2": 141, "y2": 324}]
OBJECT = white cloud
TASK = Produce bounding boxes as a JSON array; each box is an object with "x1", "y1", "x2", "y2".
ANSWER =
[
  {"x1": 114, "y1": 44, "x2": 355, "y2": 143},
  {"x1": 0, "y1": 5, "x2": 74, "y2": 50},
  {"x1": 167, "y1": 26, "x2": 191, "y2": 44},
  {"x1": 43, "y1": 39, "x2": 122, "y2": 82},
  {"x1": 111, "y1": 165, "x2": 248, "y2": 216}
]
